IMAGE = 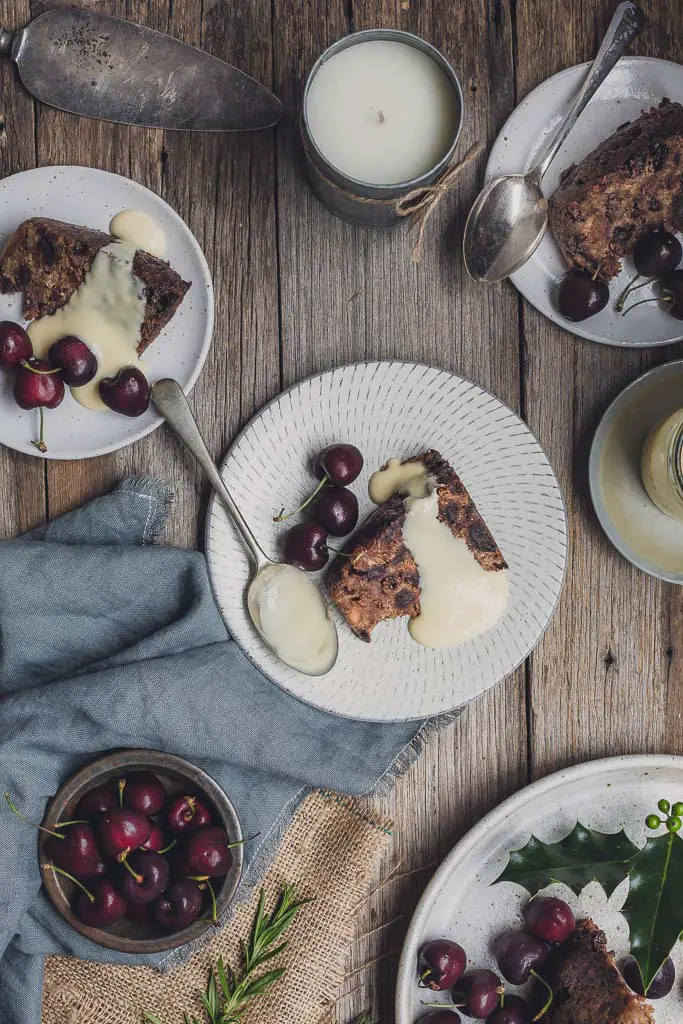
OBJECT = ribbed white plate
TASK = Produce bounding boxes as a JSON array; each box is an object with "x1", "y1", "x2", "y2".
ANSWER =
[
  {"x1": 0, "y1": 166, "x2": 213, "y2": 459},
  {"x1": 396, "y1": 754, "x2": 683, "y2": 1024},
  {"x1": 487, "y1": 57, "x2": 683, "y2": 347},
  {"x1": 205, "y1": 361, "x2": 567, "y2": 721}
]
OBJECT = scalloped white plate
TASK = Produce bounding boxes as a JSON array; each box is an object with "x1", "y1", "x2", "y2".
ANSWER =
[
  {"x1": 487, "y1": 57, "x2": 683, "y2": 347},
  {"x1": 205, "y1": 361, "x2": 567, "y2": 721},
  {"x1": 0, "y1": 166, "x2": 213, "y2": 459},
  {"x1": 396, "y1": 754, "x2": 683, "y2": 1024}
]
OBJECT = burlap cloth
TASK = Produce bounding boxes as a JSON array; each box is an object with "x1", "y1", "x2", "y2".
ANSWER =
[{"x1": 41, "y1": 790, "x2": 392, "y2": 1024}]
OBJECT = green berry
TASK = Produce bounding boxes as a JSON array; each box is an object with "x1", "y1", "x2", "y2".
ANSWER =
[
  {"x1": 646, "y1": 814, "x2": 661, "y2": 830},
  {"x1": 658, "y1": 799, "x2": 670, "y2": 814},
  {"x1": 672, "y1": 802, "x2": 683, "y2": 817},
  {"x1": 668, "y1": 816, "x2": 682, "y2": 832}
]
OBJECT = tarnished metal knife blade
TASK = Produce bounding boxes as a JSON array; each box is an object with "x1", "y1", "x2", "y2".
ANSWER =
[{"x1": 0, "y1": 9, "x2": 281, "y2": 131}]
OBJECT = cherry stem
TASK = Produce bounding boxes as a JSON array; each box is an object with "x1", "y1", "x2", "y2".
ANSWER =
[
  {"x1": 55, "y1": 819, "x2": 89, "y2": 828},
  {"x1": 227, "y1": 831, "x2": 260, "y2": 849},
  {"x1": 43, "y1": 862, "x2": 95, "y2": 902},
  {"x1": 20, "y1": 360, "x2": 61, "y2": 375},
  {"x1": 118, "y1": 850, "x2": 144, "y2": 884},
  {"x1": 4, "y1": 792, "x2": 65, "y2": 840},
  {"x1": 615, "y1": 275, "x2": 656, "y2": 311},
  {"x1": 531, "y1": 970, "x2": 554, "y2": 1022},
  {"x1": 623, "y1": 294, "x2": 673, "y2": 316},
  {"x1": 157, "y1": 838, "x2": 177, "y2": 855},
  {"x1": 273, "y1": 474, "x2": 328, "y2": 523},
  {"x1": 420, "y1": 1001, "x2": 465, "y2": 1010},
  {"x1": 31, "y1": 406, "x2": 47, "y2": 454},
  {"x1": 118, "y1": 778, "x2": 126, "y2": 808},
  {"x1": 417, "y1": 968, "x2": 432, "y2": 987},
  {"x1": 206, "y1": 879, "x2": 218, "y2": 925},
  {"x1": 182, "y1": 796, "x2": 197, "y2": 822}
]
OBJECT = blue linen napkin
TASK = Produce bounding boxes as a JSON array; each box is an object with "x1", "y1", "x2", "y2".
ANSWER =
[{"x1": 0, "y1": 477, "x2": 429, "y2": 1024}]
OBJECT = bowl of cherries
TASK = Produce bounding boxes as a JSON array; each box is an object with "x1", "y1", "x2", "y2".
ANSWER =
[{"x1": 26, "y1": 749, "x2": 244, "y2": 952}]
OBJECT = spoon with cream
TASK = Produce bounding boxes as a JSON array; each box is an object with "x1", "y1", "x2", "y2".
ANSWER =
[{"x1": 151, "y1": 378, "x2": 338, "y2": 677}]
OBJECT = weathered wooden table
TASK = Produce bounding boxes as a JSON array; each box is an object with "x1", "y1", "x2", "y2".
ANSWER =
[{"x1": 1, "y1": 1, "x2": 681, "y2": 1020}]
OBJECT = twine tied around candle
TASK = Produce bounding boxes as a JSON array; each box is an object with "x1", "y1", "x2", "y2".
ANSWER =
[{"x1": 395, "y1": 140, "x2": 485, "y2": 263}]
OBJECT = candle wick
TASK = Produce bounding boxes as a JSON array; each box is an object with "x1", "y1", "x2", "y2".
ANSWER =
[{"x1": 377, "y1": 110, "x2": 385, "y2": 123}]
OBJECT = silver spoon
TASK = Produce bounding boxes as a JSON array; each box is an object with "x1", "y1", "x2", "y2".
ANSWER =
[
  {"x1": 151, "y1": 378, "x2": 338, "y2": 677},
  {"x1": 463, "y1": 1, "x2": 644, "y2": 284}
]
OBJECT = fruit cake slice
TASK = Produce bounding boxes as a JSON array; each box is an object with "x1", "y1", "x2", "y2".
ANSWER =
[
  {"x1": 538, "y1": 919, "x2": 654, "y2": 1024},
  {"x1": 548, "y1": 98, "x2": 683, "y2": 280},
  {"x1": 0, "y1": 217, "x2": 190, "y2": 354},
  {"x1": 326, "y1": 449, "x2": 507, "y2": 642}
]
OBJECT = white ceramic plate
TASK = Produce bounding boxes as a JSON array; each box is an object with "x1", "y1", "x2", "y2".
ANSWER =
[
  {"x1": 396, "y1": 754, "x2": 683, "y2": 1024},
  {"x1": 0, "y1": 166, "x2": 213, "y2": 459},
  {"x1": 589, "y1": 359, "x2": 683, "y2": 583},
  {"x1": 205, "y1": 361, "x2": 567, "y2": 722},
  {"x1": 486, "y1": 57, "x2": 683, "y2": 347}
]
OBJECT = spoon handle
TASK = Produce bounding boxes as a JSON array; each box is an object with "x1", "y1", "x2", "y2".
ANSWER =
[
  {"x1": 151, "y1": 378, "x2": 270, "y2": 571},
  {"x1": 532, "y1": 1, "x2": 644, "y2": 182}
]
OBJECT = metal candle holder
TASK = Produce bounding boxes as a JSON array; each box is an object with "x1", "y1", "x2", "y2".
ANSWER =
[{"x1": 301, "y1": 29, "x2": 464, "y2": 228}]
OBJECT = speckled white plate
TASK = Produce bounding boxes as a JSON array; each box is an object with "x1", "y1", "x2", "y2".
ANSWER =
[
  {"x1": 396, "y1": 754, "x2": 683, "y2": 1024},
  {"x1": 0, "y1": 166, "x2": 213, "y2": 459},
  {"x1": 205, "y1": 361, "x2": 567, "y2": 721},
  {"x1": 486, "y1": 57, "x2": 683, "y2": 347},
  {"x1": 589, "y1": 359, "x2": 683, "y2": 583}
]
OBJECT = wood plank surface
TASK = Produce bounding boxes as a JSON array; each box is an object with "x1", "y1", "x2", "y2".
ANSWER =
[{"x1": 0, "y1": 0, "x2": 681, "y2": 1022}]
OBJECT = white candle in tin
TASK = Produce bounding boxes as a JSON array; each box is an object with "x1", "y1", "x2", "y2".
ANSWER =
[{"x1": 305, "y1": 39, "x2": 460, "y2": 186}]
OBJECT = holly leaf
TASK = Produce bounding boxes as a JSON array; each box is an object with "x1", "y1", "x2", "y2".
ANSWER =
[
  {"x1": 621, "y1": 830, "x2": 683, "y2": 993},
  {"x1": 493, "y1": 822, "x2": 639, "y2": 895}
]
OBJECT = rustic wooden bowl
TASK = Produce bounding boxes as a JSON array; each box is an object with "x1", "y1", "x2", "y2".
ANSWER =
[{"x1": 39, "y1": 749, "x2": 243, "y2": 953}]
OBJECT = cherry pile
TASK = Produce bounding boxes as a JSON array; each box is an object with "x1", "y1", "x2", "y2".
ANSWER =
[
  {"x1": 417, "y1": 897, "x2": 576, "y2": 1022},
  {"x1": 275, "y1": 443, "x2": 364, "y2": 571},
  {"x1": 0, "y1": 320, "x2": 150, "y2": 450},
  {"x1": 556, "y1": 228, "x2": 683, "y2": 323},
  {"x1": 10, "y1": 771, "x2": 239, "y2": 934},
  {"x1": 417, "y1": 893, "x2": 678, "y2": 1022}
]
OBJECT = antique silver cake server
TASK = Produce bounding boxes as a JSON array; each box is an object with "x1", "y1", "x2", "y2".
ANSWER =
[{"x1": 0, "y1": 8, "x2": 281, "y2": 131}]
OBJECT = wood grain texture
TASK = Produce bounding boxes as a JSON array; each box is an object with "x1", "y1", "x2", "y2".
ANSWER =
[{"x1": 515, "y1": 0, "x2": 683, "y2": 783}]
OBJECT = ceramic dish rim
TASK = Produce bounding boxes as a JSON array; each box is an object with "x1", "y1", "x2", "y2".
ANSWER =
[{"x1": 204, "y1": 358, "x2": 568, "y2": 723}]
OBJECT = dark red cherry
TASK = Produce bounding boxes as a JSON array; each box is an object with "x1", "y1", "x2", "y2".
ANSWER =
[
  {"x1": 45, "y1": 825, "x2": 106, "y2": 879},
  {"x1": 117, "y1": 850, "x2": 170, "y2": 904},
  {"x1": 99, "y1": 366, "x2": 150, "y2": 416},
  {"x1": 126, "y1": 900, "x2": 151, "y2": 924},
  {"x1": 282, "y1": 521, "x2": 329, "y2": 571},
  {"x1": 622, "y1": 955, "x2": 675, "y2": 998},
  {"x1": 152, "y1": 878, "x2": 203, "y2": 931},
  {"x1": 633, "y1": 229, "x2": 682, "y2": 277},
  {"x1": 166, "y1": 794, "x2": 213, "y2": 833},
  {"x1": 13, "y1": 358, "x2": 65, "y2": 409},
  {"x1": 184, "y1": 826, "x2": 233, "y2": 877},
  {"x1": 418, "y1": 939, "x2": 467, "y2": 991},
  {"x1": 314, "y1": 443, "x2": 364, "y2": 486},
  {"x1": 495, "y1": 930, "x2": 549, "y2": 985},
  {"x1": 487, "y1": 995, "x2": 531, "y2": 1024},
  {"x1": 557, "y1": 269, "x2": 609, "y2": 321},
  {"x1": 76, "y1": 785, "x2": 118, "y2": 817},
  {"x1": 121, "y1": 771, "x2": 166, "y2": 816},
  {"x1": 455, "y1": 969, "x2": 502, "y2": 1019},
  {"x1": 524, "y1": 897, "x2": 575, "y2": 944},
  {"x1": 0, "y1": 321, "x2": 32, "y2": 367},
  {"x1": 310, "y1": 485, "x2": 359, "y2": 536},
  {"x1": 74, "y1": 879, "x2": 127, "y2": 928},
  {"x1": 97, "y1": 809, "x2": 152, "y2": 859},
  {"x1": 140, "y1": 822, "x2": 166, "y2": 852},
  {"x1": 48, "y1": 336, "x2": 97, "y2": 386}
]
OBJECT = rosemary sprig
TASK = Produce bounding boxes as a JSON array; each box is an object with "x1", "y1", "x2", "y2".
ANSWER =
[{"x1": 142, "y1": 884, "x2": 312, "y2": 1024}]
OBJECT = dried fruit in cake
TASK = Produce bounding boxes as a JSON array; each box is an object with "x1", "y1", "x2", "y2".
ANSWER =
[
  {"x1": 0, "y1": 217, "x2": 190, "y2": 353},
  {"x1": 548, "y1": 99, "x2": 683, "y2": 280},
  {"x1": 326, "y1": 450, "x2": 507, "y2": 643},
  {"x1": 536, "y1": 918, "x2": 654, "y2": 1024}
]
